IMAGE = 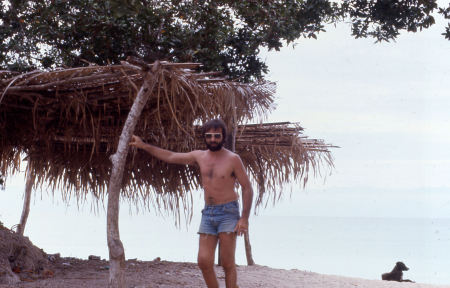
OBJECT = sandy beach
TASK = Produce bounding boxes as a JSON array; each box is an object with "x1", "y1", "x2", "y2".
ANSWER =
[{"x1": 1, "y1": 256, "x2": 450, "y2": 288}]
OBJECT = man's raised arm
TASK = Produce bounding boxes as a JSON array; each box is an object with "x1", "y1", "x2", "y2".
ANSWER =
[{"x1": 129, "y1": 135, "x2": 197, "y2": 165}]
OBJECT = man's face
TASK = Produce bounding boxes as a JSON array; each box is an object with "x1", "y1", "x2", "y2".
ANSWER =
[{"x1": 204, "y1": 128, "x2": 224, "y2": 152}]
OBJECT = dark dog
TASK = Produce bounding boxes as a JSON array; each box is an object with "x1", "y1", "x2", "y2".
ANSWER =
[{"x1": 381, "y1": 262, "x2": 414, "y2": 282}]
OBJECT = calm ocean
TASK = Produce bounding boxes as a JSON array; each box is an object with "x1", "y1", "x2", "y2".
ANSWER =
[
  {"x1": 3, "y1": 189, "x2": 450, "y2": 286},
  {"x1": 243, "y1": 216, "x2": 450, "y2": 285}
]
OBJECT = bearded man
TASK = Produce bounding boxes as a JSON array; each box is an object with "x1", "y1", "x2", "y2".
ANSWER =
[{"x1": 129, "y1": 119, "x2": 253, "y2": 288}]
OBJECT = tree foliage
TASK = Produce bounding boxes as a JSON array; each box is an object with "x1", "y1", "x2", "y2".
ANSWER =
[
  {"x1": 0, "y1": 0, "x2": 448, "y2": 81},
  {"x1": 439, "y1": 2, "x2": 450, "y2": 39}
]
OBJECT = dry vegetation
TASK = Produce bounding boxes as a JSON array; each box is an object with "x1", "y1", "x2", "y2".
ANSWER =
[{"x1": 1, "y1": 59, "x2": 335, "y2": 220}]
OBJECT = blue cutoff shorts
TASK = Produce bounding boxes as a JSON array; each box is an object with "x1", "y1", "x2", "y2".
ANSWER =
[{"x1": 198, "y1": 200, "x2": 241, "y2": 235}]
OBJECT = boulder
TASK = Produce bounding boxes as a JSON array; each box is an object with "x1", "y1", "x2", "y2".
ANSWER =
[{"x1": 0, "y1": 225, "x2": 49, "y2": 283}]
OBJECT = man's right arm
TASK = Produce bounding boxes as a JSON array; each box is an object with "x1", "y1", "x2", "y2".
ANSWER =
[{"x1": 129, "y1": 135, "x2": 197, "y2": 165}]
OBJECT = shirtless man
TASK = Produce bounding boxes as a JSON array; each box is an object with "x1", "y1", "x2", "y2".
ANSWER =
[{"x1": 129, "y1": 119, "x2": 253, "y2": 288}]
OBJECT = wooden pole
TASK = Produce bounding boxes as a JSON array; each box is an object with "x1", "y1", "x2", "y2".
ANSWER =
[
  {"x1": 229, "y1": 95, "x2": 255, "y2": 265},
  {"x1": 244, "y1": 231, "x2": 255, "y2": 265},
  {"x1": 219, "y1": 96, "x2": 240, "y2": 266},
  {"x1": 107, "y1": 62, "x2": 160, "y2": 288},
  {"x1": 17, "y1": 162, "x2": 34, "y2": 236},
  {"x1": 230, "y1": 96, "x2": 256, "y2": 266}
]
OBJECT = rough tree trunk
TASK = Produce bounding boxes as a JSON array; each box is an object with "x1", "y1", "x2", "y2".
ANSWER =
[
  {"x1": 244, "y1": 231, "x2": 255, "y2": 265},
  {"x1": 107, "y1": 62, "x2": 160, "y2": 288},
  {"x1": 224, "y1": 95, "x2": 256, "y2": 266},
  {"x1": 17, "y1": 163, "x2": 34, "y2": 236},
  {"x1": 231, "y1": 95, "x2": 255, "y2": 266}
]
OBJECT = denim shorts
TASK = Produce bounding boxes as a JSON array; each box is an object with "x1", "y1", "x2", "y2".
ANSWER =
[{"x1": 198, "y1": 200, "x2": 241, "y2": 235}]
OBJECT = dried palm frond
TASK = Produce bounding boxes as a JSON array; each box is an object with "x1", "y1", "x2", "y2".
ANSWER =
[{"x1": 1, "y1": 60, "x2": 334, "y2": 220}]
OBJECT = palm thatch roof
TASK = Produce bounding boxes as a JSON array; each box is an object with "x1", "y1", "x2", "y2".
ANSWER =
[{"x1": 0, "y1": 59, "x2": 334, "y2": 219}]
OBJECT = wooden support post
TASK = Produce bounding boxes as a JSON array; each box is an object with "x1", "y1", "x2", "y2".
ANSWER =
[
  {"x1": 17, "y1": 163, "x2": 34, "y2": 236},
  {"x1": 107, "y1": 62, "x2": 160, "y2": 288},
  {"x1": 230, "y1": 96, "x2": 255, "y2": 266},
  {"x1": 226, "y1": 95, "x2": 256, "y2": 266},
  {"x1": 244, "y1": 231, "x2": 255, "y2": 265}
]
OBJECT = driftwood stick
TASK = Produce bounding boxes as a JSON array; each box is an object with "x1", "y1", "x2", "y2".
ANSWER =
[
  {"x1": 6, "y1": 72, "x2": 125, "y2": 91},
  {"x1": 125, "y1": 57, "x2": 202, "y2": 70},
  {"x1": 119, "y1": 68, "x2": 139, "y2": 94},
  {"x1": 120, "y1": 61, "x2": 144, "y2": 72}
]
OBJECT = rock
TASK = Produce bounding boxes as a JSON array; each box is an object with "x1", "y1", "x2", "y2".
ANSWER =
[
  {"x1": 0, "y1": 227, "x2": 49, "y2": 284},
  {"x1": 42, "y1": 268, "x2": 54, "y2": 278},
  {"x1": 0, "y1": 257, "x2": 20, "y2": 285},
  {"x1": 88, "y1": 255, "x2": 101, "y2": 261},
  {"x1": 47, "y1": 253, "x2": 60, "y2": 262}
]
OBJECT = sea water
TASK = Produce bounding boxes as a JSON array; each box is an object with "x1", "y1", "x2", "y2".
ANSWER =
[
  {"x1": 244, "y1": 216, "x2": 450, "y2": 285},
  {"x1": 2, "y1": 188, "x2": 450, "y2": 286},
  {"x1": 119, "y1": 214, "x2": 450, "y2": 285}
]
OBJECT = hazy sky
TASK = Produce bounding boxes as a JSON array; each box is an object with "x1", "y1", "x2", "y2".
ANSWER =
[
  {"x1": 257, "y1": 15, "x2": 450, "y2": 218},
  {"x1": 1, "y1": 7, "x2": 450, "y2": 280},
  {"x1": 263, "y1": 20, "x2": 450, "y2": 190}
]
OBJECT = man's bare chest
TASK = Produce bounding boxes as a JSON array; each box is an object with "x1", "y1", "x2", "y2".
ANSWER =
[
  {"x1": 197, "y1": 154, "x2": 235, "y2": 182},
  {"x1": 200, "y1": 161, "x2": 235, "y2": 180}
]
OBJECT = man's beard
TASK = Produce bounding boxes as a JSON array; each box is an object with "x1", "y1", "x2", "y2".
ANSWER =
[{"x1": 206, "y1": 141, "x2": 223, "y2": 151}]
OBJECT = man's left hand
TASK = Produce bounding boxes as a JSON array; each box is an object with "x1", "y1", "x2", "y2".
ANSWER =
[{"x1": 234, "y1": 218, "x2": 249, "y2": 236}]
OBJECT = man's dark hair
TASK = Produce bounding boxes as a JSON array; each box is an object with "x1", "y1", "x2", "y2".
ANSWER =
[{"x1": 202, "y1": 119, "x2": 227, "y2": 140}]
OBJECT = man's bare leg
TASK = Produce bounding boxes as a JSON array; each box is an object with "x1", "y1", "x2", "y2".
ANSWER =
[
  {"x1": 218, "y1": 232, "x2": 237, "y2": 288},
  {"x1": 198, "y1": 234, "x2": 219, "y2": 288}
]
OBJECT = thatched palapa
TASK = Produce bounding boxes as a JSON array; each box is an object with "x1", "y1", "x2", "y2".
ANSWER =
[{"x1": 0, "y1": 60, "x2": 334, "y2": 218}]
